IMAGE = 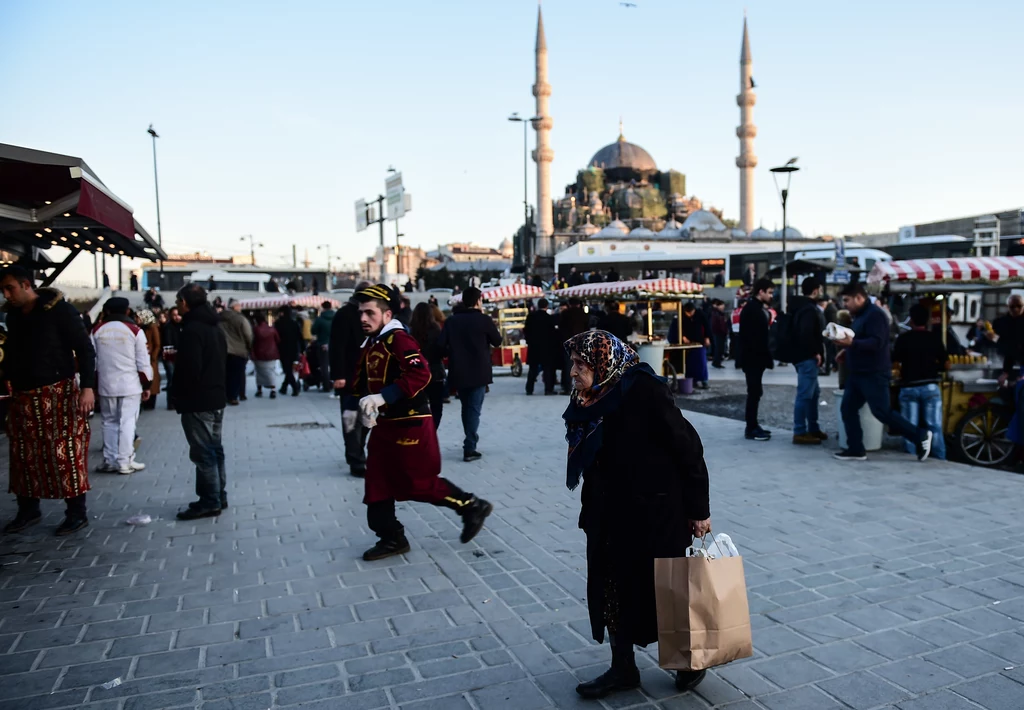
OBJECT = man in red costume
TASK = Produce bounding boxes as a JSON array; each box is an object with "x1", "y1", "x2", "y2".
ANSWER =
[{"x1": 344, "y1": 284, "x2": 492, "y2": 561}]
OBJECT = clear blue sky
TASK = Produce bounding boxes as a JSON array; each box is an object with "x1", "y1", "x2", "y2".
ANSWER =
[{"x1": 2, "y1": 0, "x2": 1022, "y2": 283}]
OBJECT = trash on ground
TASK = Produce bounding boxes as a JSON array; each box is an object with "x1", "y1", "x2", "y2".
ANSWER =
[
  {"x1": 101, "y1": 678, "x2": 122, "y2": 690},
  {"x1": 126, "y1": 515, "x2": 152, "y2": 526}
]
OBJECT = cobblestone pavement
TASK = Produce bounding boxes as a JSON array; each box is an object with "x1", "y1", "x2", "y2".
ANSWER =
[{"x1": 2, "y1": 373, "x2": 1024, "y2": 710}]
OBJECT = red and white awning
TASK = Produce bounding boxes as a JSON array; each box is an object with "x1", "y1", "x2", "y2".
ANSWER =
[
  {"x1": 552, "y1": 277, "x2": 703, "y2": 299},
  {"x1": 236, "y1": 294, "x2": 340, "y2": 310},
  {"x1": 867, "y1": 257, "x2": 1024, "y2": 286},
  {"x1": 450, "y1": 283, "x2": 544, "y2": 304}
]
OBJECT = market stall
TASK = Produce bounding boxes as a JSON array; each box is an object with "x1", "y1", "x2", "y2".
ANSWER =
[{"x1": 235, "y1": 294, "x2": 340, "y2": 311}]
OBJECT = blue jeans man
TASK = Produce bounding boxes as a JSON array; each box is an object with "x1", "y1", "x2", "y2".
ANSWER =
[
  {"x1": 793, "y1": 358, "x2": 822, "y2": 435},
  {"x1": 181, "y1": 410, "x2": 226, "y2": 511},
  {"x1": 841, "y1": 373, "x2": 923, "y2": 455},
  {"x1": 899, "y1": 384, "x2": 946, "y2": 460},
  {"x1": 458, "y1": 386, "x2": 486, "y2": 457}
]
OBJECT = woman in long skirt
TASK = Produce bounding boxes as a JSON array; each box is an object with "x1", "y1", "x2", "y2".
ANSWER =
[{"x1": 251, "y1": 314, "x2": 280, "y2": 399}]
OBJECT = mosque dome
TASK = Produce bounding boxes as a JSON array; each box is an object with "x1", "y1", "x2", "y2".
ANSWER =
[
  {"x1": 498, "y1": 237, "x2": 514, "y2": 257},
  {"x1": 657, "y1": 218, "x2": 685, "y2": 239},
  {"x1": 774, "y1": 226, "x2": 804, "y2": 239},
  {"x1": 750, "y1": 226, "x2": 772, "y2": 239},
  {"x1": 589, "y1": 130, "x2": 657, "y2": 175},
  {"x1": 731, "y1": 228, "x2": 748, "y2": 239},
  {"x1": 625, "y1": 227, "x2": 657, "y2": 240},
  {"x1": 594, "y1": 219, "x2": 630, "y2": 239},
  {"x1": 576, "y1": 218, "x2": 600, "y2": 237},
  {"x1": 681, "y1": 209, "x2": 727, "y2": 232}
]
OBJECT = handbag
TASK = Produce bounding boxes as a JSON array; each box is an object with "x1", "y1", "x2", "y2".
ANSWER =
[
  {"x1": 654, "y1": 535, "x2": 753, "y2": 671},
  {"x1": 297, "y1": 354, "x2": 311, "y2": 377}
]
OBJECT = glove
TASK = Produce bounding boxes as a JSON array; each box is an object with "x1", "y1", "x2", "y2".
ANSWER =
[
  {"x1": 358, "y1": 394, "x2": 386, "y2": 429},
  {"x1": 342, "y1": 409, "x2": 358, "y2": 433}
]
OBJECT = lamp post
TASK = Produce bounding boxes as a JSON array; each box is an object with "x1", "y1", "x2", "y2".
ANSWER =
[
  {"x1": 240, "y1": 234, "x2": 263, "y2": 265},
  {"x1": 770, "y1": 160, "x2": 800, "y2": 312},
  {"x1": 508, "y1": 113, "x2": 541, "y2": 273},
  {"x1": 147, "y1": 124, "x2": 164, "y2": 277},
  {"x1": 316, "y1": 244, "x2": 332, "y2": 287}
]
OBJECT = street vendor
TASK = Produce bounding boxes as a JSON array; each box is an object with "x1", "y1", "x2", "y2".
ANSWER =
[{"x1": 343, "y1": 284, "x2": 492, "y2": 561}]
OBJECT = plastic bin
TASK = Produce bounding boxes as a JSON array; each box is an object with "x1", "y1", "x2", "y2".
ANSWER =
[
  {"x1": 637, "y1": 342, "x2": 666, "y2": 373},
  {"x1": 832, "y1": 388, "x2": 884, "y2": 451}
]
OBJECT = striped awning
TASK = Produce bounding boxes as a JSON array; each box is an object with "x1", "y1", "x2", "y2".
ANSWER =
[
  {"x1": 450, "y1": 283, "x2": 544, "y2": 304},
  {"x1": 867, "y1": 257, "x2": 1024, "y2": 286},
  {"x1": 235, "y1": 294, "x2": 340, "y2": 310},
  {"x1": 552, "y1": 277, "x2": 703, "y2": 299}
]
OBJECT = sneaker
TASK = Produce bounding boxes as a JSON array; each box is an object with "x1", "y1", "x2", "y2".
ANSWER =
[
  {"x1": 811, "y1": 430, "x2": 828, "y2": 441},
  {"x1": 363, "y1": 538, "x2": 411, "y2": 561},
  {"x1": 463, "y1": 451, "x2": 483, "y2": 462},
  {"x1": 834, "y1": 449, "x2": 867, "y2": 461},
  {"x1": 3, "y1": 511, "x2": 42, "y2": 534},
  {"x1": 95, "y1": 462, "x2": 118, "y2": 473},
  {"x1": 917, "y1": 431, "x2": 933, "y2": 462},
  {"x1": 459, "y1": 498, "x2": 493, "y2": 544},
  {"x1": 745, "y1": 428, "x2": 771, "y2": 442},
  {"x1": 792, "y1": 433, "x2": 822, "y2": 445},
  {"x1": 176, "y1": 506, "x2": 221, "y2": 521},
  {"x1": 130, "y1": 461, "x2": 146, "y2": 471},
  {"x1": 55, "y1": 515, "x2": 89, "y2": 536}
]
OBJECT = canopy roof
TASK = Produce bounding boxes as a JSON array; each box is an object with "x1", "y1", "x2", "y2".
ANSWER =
[
  {"x1": 450, "y1": 283, "x2": 544, "y2": 304},
  {"x1": 868, "y1": 256, "x2": 1024, "y2": 288},
  {"x1": 0, "y1": 143, "x2": 166, "y2": 268},
  {"x1": 553, "y1": 277, "x2": 703, "y2": 300},
  {"x1": 235, "y1": 294, "x2": 340, "y2": 311}
]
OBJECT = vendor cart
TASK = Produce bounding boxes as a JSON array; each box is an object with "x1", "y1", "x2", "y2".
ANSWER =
[
  {"x1": 451, "y1": 283, "x2": 545, "y2": 377},
  {"x1": 868, "y1": 256, "x2": 1024, "y2": 467},
  {"x1": 552, "y1": 278, "x2": 704, "y2": 393}
]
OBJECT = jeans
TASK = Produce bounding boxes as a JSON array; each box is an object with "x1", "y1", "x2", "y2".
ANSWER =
[
  {"x1": 841, "y1": 373, "x2": 921, "y2": 455},
  {"x1": 526, "y1": 357, "x2": 556, "y2": 394},
  {"x1": 225, "y1": 355, "x2": 247, "y2": 402},
  {"x1": 899, "y1": 384, "x2": 946, "y2": 460},
  {"x1": 743, "y1": 366, "x2": 765, "y2": 431},
  {"x1": 458, "y1": 386, "x2": 486, "y2": 454},
  {"x1": 163, "y1": 361, "x2": 175, "y2": 409},
  {"x1": 181, "y1": 410, "x2": 226, "y2": 509},
  {"x1": 793, "y1": 359, "x2": 821, "y2": 435}
]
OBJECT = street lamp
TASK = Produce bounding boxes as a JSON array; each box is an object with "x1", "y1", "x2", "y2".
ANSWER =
[
  {"x1": 316, "y1": 243, "x2": 332, "y2": 281},
  {"x1": 240, "y1": 234, "x2": 263, "y2": 265},
  {"x1": 147, "y1": 124, "x2": 164, "y2": 276},
  {"x1": 508, "y1": 112, "x2": 541, "y2": 273},
  {"x1": 770, "y1": 159, "x2": 800, "y2": 312}
]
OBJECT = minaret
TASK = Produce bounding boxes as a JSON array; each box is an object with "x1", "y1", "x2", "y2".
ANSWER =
[
  {"x1": 532, "y1": 5, "x2": 554, "y2": 257},
  {"x1": 736, "y1": 16, "x2": 757, "y2": 235}
]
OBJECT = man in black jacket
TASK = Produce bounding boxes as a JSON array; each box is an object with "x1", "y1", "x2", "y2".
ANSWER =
[
  {"x1": 596, "y1": 300, "x2": 633, "y2": 342},
  {"x1": 524, "y1": 298, "x2": 557, "y2": 396},
  {"x1": 1, "y1": 266, "x2": 95, "y2": 536},
  {"x1": 331, "y1": 283, "x2": 371, "y2": 476},
  {"x1": 789, "y1": 277, "x2": 827, "y2": 445},
  {"x1": 172, "y1": 283, "x2": 229, "y2": 520},
  {"x1": 439, "y1": 287, "x2": 501, "y2": 461},
  {"x1": 739, "y1": 278, "x2": 775, "y2": 441}
]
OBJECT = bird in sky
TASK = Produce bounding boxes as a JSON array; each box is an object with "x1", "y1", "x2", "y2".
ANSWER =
[
  {"x1": 620, "y1": 2, "x2": 637, "y2": 7},
  {"x1": 785, "y1": 157, "x2": 799, "y2": 166}
]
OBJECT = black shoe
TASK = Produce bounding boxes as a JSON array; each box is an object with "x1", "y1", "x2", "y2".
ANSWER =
[
  {"x1": 55, "y1": 515, "x2": 88, "y2": 536},
  {"x1": 3, "y1": 511, "x2": 42, "y2": 534},
  {"x1": 917, "y1": 431, "x2": 933, "y2": 462},
  {"x1": 279, "y1": 386, "x2": 287, "y2": 395},
  {"x1": 351, "y1": 467, "x2": 366, "y2": 478},
  {"x1": 459, "y1": 498, "x2": 493, "y2": 544},
  {"x1": 525, "y1": 391, "x2": 533, "y2": 396},
  {"x1": 177, "y1": 505, "x2": 222, "y2": 520},
  {"x1": 833, "y1": 449, "x2": 867, "y2": 461},
  {"x1": 269, "y1": 391, "x2": 276, "y2": 399},
  {"x1": 188, "y1": 494, "x2": 227, "y2": 511},
  {"x1": 575, "y1": 665, "x2": 641, "y2": 700},
  {"x1": 255, "y1": 390, "x2": 263, "y2": 398},
  {"x1": 239, "y1": 395, "x2": 248, "y2": 402},
  {"x1": 463, "y1": 451, "x2": 482, "y2": 462},
  {"x1": 362, "y1": 538, "x2": 410, "y2": 561},
  {"x1": 292, "y1": 390, "x2": 300, "y2": 397},
  {"x1": 544, "y1": 390, "x2": 557, "y2": 396},
  {"x1": 675, "y1": 669, "x2": 707, "y2": 691},
  {"x1": 745, "y1": 428, "x2": 771, "y2": 442},
  {"x1": 227, "y1": 400, "x2": 240, "y2": 406}
]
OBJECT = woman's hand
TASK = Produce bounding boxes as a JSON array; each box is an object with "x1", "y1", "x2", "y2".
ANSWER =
[{"x1": 690, "y1": 518, "x2": 711, "y2": 538}]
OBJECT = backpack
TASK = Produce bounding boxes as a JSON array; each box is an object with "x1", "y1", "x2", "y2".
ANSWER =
[{"x1": 769, "y1": 308, "x2": 805, "y2": 364}]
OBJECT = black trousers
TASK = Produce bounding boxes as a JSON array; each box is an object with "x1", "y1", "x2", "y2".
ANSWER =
[
  {"x1": 712, "y1": 333, "x2": 728, "y2": 367},
  {"x1": 279, "y1": 359, "x2": 299, "y2": 393},
  {"x1": 366, "y1": 479, "x2": 472, "y2": 542},
  {"x1": 427, "y1": 380, "x2": 446, "y2": 428},
  {"x1": 744, "y1": 366, "x2": 766, "y2": 431},
  {"x1": 561, "y1": 352, "x2": 572, "y2": 392},
  {"x1": 18, "y1": 493, "x2": 86, "y2": 516},
  {"x1": 526, "y1": 358, "x2": 556, "y2": 394},
  {"x1": 226, "y1": 355, "x2": 247, "y2": 401}
]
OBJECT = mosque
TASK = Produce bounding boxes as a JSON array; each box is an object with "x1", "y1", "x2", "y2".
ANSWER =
[{"x1": 519, "y1": 10, "x2": 816, "y2": 279}]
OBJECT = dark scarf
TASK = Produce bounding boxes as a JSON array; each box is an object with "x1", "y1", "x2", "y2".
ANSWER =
[{"x1": 561, "y1": 330, "x2": 658, "y2": 491}]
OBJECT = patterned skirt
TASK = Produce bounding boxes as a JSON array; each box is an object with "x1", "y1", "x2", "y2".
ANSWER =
[{"x1": 7, "y1": 379, "x2": 91, "y2": 499}]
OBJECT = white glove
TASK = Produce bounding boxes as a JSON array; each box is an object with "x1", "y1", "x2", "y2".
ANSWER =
[
  {"x1": 358, "y1": 394, "x2": 386, "y2": 429},
  {"x1": 342, "y1": 409, "x2": 358, "y2": 433}
]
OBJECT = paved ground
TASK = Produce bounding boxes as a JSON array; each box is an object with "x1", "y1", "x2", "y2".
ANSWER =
[{"x1": 2, "y1": 373, "x2": 1024, "y2": 710}]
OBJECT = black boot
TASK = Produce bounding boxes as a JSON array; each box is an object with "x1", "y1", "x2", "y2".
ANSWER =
[
  {"x1": 362, "y1": 537, "x2": 410, "y2": 561},
  {"x1": 57, "y1": 494, "x2": 88, "y2": 536},
  {"x1": 459, "y1": 497, "x2": 493, "y2": 544},
  {"x1": 3, "y1": 497, "x2": 41, "y2": 534},
  {"x1": 675, "y1": 669, "x2": 707, "y2": 691},
  {"x1": 576, "y1": 638, "x2": 641, "y2": 699}
]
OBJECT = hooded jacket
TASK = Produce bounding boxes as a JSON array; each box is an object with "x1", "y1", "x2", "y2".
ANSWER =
[
  {"x1": 172, "y1": 304, "x2": 228, "y2": 413},
  {"x1": 219, "y1": 308, "x2": 253, "y2": 358},
  {"x1": 311, "y1": 309, "x2": 336, "y2": 346}
]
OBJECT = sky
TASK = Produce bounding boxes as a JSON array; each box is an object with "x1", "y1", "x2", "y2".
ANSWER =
[{"x1": 2, "y1": 0, "x2": 1023, "y2": 285}]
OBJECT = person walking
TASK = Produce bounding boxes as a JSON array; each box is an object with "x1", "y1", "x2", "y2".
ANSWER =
[
  {"x1": 92, "y1": 298, "x2": 152, "y2": 475},
  {"x1": 161, "y1": 306, "x2": 182, "y2": 410},
  {"x1": 312, "y1": 301, "x2": 336, "y2": 392},
  {"x1": 832, "y1": 283, "x2": 933, "y2": 462},
  {"x1": 275, "y1": 307, "x2": 303, "y2": 397},
  {"x1": 789, "y1": 277, "x2": 828, "y2": 445},
  {"x1": 558, "y1": 298, "x2": 590, "y2": 393},
  {"x1": 330, "y1": 287, "x2": 371, "y2": 475},
  {"x1": 251, "y1": 314, "x2": 280, "y2": 399},
  {"x1": 136, "y1": 308, "x2": 161, "y2": 410},
  {"x1": 410, "y1": 302, "x2": 447, "y2": 427},
  {"x1": 220, "y1": 299, "x2": 253, "y2": 406},
  {"x1": 739, "y1": 278, "x2": 775, "y2": 441},
  {"x1": 710, "y1": 300, "x2": 729, "y2": 369},
  {"x1": 1, "y1": 265, "x2": 96, "y2": 536},
  {"x1": 342, "y1": 284, "x2": 492, "y2": 561},
  {"x1": 893, "y1": 303, "x2": 949, "y2": 460},
  {"x1": 562, "y1": 330, "x2": 710, "y2": 699},
  {"x1": 172, "y1": 283, "x2": 229, "y2": 519},
  {"x1": 439, "y1": 287, "x2": 501, "y2": 461},
  {"x1": 524, "y1": 298, "x2": 558, "y2": 396}
]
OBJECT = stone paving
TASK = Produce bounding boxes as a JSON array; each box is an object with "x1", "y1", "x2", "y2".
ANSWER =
[{"x1": 2, "y1": 374, "x2": 1024, "y2": 710}]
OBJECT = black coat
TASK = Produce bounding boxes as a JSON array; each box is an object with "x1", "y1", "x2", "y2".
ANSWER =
[
  {"x1": 524, "y1": 310, "x2": 557, "y2": 364},
  {"x1": 172, "y1": 304, "x2": 227, "y2": 413},
  {"x1": 438, "y1": 308, "x2": 501, "y2": 390},
  {"x1": 416, "y1": 324, "x2": 446, "y2": 384},
  {"x1": 739, "y1": 300, "x2": 773, "y2": 370},
  {"x1": 596, "y1": 312, "x2": 633, "y2": 342},
  {"x1": 274, "y1": 315, "x2": 303, "y2": 364},
  {"x1": 579, "y1": 374, "x2": 711, "y2": 646},
  {"x1": 558, "y1": 307, "x2": 590, "y2": 340},
  {"x1": 787, "y1": 295, "x2": 825, "y2": 364},
  {"x1": 329, "y1": 301, "x2": 366, "y2": 386},
  {"x1": 3, "y1": 288, "x2": 95, "y2": 391}
]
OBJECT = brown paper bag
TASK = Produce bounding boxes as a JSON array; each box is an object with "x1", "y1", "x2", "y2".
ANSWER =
[{"x1": 654, "y1": 553, "x2": 753, "y2": 670}]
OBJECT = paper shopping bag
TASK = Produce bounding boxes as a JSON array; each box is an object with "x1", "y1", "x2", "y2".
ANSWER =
[{"x1": 654, "y1": 554, "x2": 753, "y2": 671}]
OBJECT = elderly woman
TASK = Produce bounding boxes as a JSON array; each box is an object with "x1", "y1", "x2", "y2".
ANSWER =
[{"x1": 563, "y1": 331, "x2": 711, "y2": 700}]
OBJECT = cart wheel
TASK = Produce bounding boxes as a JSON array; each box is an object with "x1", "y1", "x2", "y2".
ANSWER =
[
  {"x1": 511, "y1": 355, "x2": 523, "y2": 378},
  {"x1": 954, "y1": 405, "x2": 1014, "y2": 468},
  {"x1": 662, "y1": 360, "x2": 679, "y2": 394}
]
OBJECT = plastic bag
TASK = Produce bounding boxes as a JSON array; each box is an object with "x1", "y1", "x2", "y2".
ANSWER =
[
  {"x1": 687, "y1": 533, "x2": 740, "y2": 559},
  {"x1": 823, "y1": 323, "x2": 855, "y2": 342},
  {"x1": 126, "y1": 515, "x2": 152, "y2": 526}
]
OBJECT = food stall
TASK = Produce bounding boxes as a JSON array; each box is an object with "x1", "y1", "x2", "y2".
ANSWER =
[
  {"x1": 868, "y1": 256, "x2": 1024, "y2": 467},
  {"x1": 451, "y1": 283, "x2": 545, "y2": 377},
  {"x1": 552, "y1": 278, "x2": 703, "y2": 392}
]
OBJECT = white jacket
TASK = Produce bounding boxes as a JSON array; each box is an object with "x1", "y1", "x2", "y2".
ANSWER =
[{"x1": 92, "y1": 320, "x2": 153, "y2": 397}]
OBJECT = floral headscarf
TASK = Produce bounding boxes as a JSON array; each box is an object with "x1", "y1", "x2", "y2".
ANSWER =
[
  {"x1": 135, "y1": 308, "x2": 156, "y2": 327},
  {"x1": 563, "y1": 330, "x2": 640, "y2": 408}
]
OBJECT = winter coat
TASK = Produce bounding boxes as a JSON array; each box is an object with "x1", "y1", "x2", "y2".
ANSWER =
[
  {"x1": 438, "y1": 308, "x2": 501, "y2": 390},
  {"x1": 595, "y1": 312, "x2": 633, "y2": 342},
  {"x1": 524, "y1": 310, "x2": 558, "y2": 364},
  {"x1": 329, "y1": 302, "x2": 366, "y2": 386},
  {"x1": 558, "y1": 307, "x2": 590, "y2": 340},
  {"x1": 219, "y1": 309, "x2": 253, "y2": 358},
  {"x1": 172, "y1": 304, "x2": 227, "y2": 413},
  {"x1": 252, "y1": 323, "x2": 280, "y2": 362},
  {"x1": 787, "y1": 295, "x2": 825, "y2": 364},
  {"x1": 143, "y1": 323, "x2": 161, "y2": 398},
  {"x1": 739, "y1": 300, "x2": 773, "y2": 371},
  {"x1": 311, "y1": 309, "x2": 335, "y2": 346},
  {"x1": 846, "y1": 302, "x2": 892, "y2": 376},
  {"x1": 275, "y1": 316, "x2": 303, "y2": 364}
]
